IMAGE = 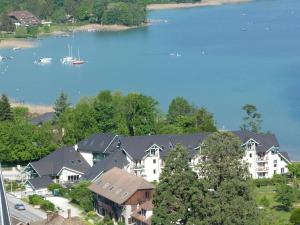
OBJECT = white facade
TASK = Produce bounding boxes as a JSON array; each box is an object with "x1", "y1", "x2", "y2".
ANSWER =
[
  {"x1": 57, "y1": 167, "x2": 83, "y2": 183},
  {"x1": 125, "y1": 140, "x2": 289, "y2": 182},
  {"x1": 127, "y1": 144, "x2": 163, "y2": 182},
  {"x1": 243, "y1": 142, "x2": 289, "y2": 179},
  {"x1": 24, "y1": 184, "x2": 50, "y2": 196}
]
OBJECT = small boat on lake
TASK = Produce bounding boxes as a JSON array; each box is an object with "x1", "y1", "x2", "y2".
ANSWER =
[
  {"x1": 61, "y1": 45, "x2": 77, "y2": 65},
  {"x1": 34, "y1": 57, "x2": 52, "y2": 65},
  {"x1": 72, "y1": 49, "x2": 86, "y2": 65}
]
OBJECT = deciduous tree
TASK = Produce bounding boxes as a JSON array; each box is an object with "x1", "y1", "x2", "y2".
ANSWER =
[
  {"x1": 241, "y1": 104, "x2": 263, "y2": 134},
  {"x1": 198, "y1": 132, "x2": 259, "y2": 225}
]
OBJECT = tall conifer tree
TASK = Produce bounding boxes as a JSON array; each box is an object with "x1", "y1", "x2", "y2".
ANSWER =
[{"x1": 0, "y1": 94, "x2": 13, "y2": 121}]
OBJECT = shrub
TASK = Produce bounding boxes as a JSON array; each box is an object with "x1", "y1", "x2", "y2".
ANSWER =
[
  {"x1": 40, "y1": 200, "x2": 55, "y2": 212},
  {"x1": 29, "y1": 195, "x2": 44, "y2": 205},
  {"x1": 260, "y1": 196, "x2": 270, "y2": 208},
  {"x1": 290, "y1": 208, "x2": 300, "y2": 225},
  {"x1": 15, "y1": 26, "x2": 28, "y2": 38},
  {"x1": 48, "y1": 183, "x2": 62, "y2": 191},
  {"x1": 253, "y1": 178, "x2": 272, "y2": 187}
]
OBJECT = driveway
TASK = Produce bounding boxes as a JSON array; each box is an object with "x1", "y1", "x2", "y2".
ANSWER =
[{"x1": 45, "y1": 196, "x2": 82, "y2": 218}]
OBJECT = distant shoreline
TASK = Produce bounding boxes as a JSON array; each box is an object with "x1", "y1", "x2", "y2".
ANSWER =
[
  {"x1": 11, "y1": 102, "x2": 54, "y2": 114},
  {"x1": 0, "y1": 0, "x2": 251, "y2": 49},
  {"x1": 147, "y1": 0, "x2": 252, "y2": 10}
]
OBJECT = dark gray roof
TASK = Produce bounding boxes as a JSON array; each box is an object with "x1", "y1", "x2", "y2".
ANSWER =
[
  {"x1": 30, "y1": 146, "x2": 90, "y2": 176},
  {"x1": 231, "y1": 130, "x2": 279, "y2": 153},
  {"x1": 77, "y1": 133, "x2": 117, "y2": 153},
  {"x1": 0, "y1": 167, "x2": 12, "y2": 225},
  {"x1": 279, "y1": 152, "x2": 290, "y2": 161},
  {"x1": 27, "y1": 176, "x2": 53, "y2": 190},
  {"x1": 32, "y1": 112, "x2": 55, "y2": 125},
  {"x1": 82, "y1": 150, "x2": 129, "y2": 181}
]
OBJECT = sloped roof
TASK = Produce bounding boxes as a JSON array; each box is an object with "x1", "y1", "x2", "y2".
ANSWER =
[
  {"x1": 32, "y1": 112, "x2": 55, "y2": 125},
  {"x1": 232, "y1": 130, "x2": 279, "y2": 153},
  {"x1": 30, "y1": 146, "x2": 90, "y2": 176},
  {"x1": 31, "y1": 214, "x2": 84, "y2": 225},
  {"x1": 8, "y1": 11, "x2": 40, "y2": 25},
  {"x1": 77, "y1": 133, "x2": 117, "y2": 153},
  {"x1": 82, "y1": 150, "x2": 129, "y2": 181},
  {"x1": 88, "y1": 167, "x2": 154, "y2": 205},
  {"x1": 279, "y1": 151, "x2": 290, "y2": 161},
  {"x1": 0, "y1": 167, "x2": 12, "y2": 225},
  {"x1": 27, "y1": 176, "x2": 53, "y2": 190}
]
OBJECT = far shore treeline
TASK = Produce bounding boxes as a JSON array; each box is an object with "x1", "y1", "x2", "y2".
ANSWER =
[
  {"x1": 0, "y1": 0, "x2": 201, "y2": 31},
  {"x1": 0, "y1": 90, "x2": 262, "y2": 165}
]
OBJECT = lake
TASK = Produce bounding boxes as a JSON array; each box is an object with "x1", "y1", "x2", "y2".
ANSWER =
[{"x1": 0, "y1": 0, "x2": 299, "y2": 159}]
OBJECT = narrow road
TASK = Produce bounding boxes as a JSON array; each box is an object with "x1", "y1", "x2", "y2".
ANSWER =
[{"x1": 7, "y1": 194, "x2": 46, "y2": 223}]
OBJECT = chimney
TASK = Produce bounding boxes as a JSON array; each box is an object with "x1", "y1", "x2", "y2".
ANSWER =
[{"x1": 68, "y1": 209, "x2": 71, "y2": 220}]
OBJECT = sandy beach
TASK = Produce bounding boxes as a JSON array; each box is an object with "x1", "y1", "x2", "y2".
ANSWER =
[
  {"x1": 0, "y1": 39, "x2": 38, "y2": 49},
  {"x1": 147, "y1": 0, "x2": 252, "y2": 10},
  {"x1": 11, "y1": 102, "x2": 54, "y2": 114},
  {"x1": 73, "y1": 24, "x2": 141, "y2": 32}
]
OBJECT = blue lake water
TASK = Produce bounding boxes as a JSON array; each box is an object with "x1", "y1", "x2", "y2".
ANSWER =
[{"x1": 0, "y1": 0, "x2": 299, "y2": 159}]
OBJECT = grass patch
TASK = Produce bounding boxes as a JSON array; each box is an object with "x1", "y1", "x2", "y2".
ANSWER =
[{"x1": 254, "y1": 185, "x2": 292, "y2": 224}]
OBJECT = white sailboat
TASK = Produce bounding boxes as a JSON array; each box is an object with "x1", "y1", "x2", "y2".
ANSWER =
[
  {"x1": 61, "y1": 45, "x2": 76, "y2": 65},
  {"x1": 72, "y1": 49, "x2": 85, "y2": 65}
]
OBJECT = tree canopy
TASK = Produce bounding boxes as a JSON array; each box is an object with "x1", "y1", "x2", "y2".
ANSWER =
[
  {"x1": 198, "y1": 132, "x2": 259, "y2": 225},
  {"x1": 241, "y1": 104, "x2": 263, "y2": 134}
]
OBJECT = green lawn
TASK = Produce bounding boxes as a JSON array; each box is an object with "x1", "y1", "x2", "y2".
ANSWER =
[{"x1": 254, "y1": 185, "x2": 293, "y2": 225}]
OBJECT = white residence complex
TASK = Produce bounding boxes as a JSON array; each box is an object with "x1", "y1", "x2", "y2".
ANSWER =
[{"x1": 24, "y1": 130, "x2": 290, "y2": 190}]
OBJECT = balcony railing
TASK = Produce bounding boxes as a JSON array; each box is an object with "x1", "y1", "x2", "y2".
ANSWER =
[
  {"x1": 132, "y1": 165, "x2": 145, "y2": 170},
  {"x1": 256, "y1": 167, "x2": 269, "y2": 172},
  {"x1": 256, "y1": 156, "x2": 269, "y2": 162}
]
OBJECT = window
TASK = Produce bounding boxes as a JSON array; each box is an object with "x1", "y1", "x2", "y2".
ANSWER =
[
  {"x1": 153, "y1": 159, "x2": 156, "y2": 164},
  {"x1": 274, "y1": 160, "x2": 277, "y2": 167},
  {"x1": 274, "y1": 170, "x2": 276, "y2": 175},
  {"x1": 249, "y1": 153, "x2": 252, "y2": 158},
  {"x1": 153, "y1": 169, "x2": 156, "y2": 174},
  {"x1": 145, "y1": 191, "x2": 150, "y2": 199},
  {"x1": 281, "y1": 168, "x2": 285, "y2": 174},
  {"x1": 67, "y1": 175, "x2": 79, "y2": 182},
  {"x1": 150, "y1": 149, "x2": 156, "y2": 156}
]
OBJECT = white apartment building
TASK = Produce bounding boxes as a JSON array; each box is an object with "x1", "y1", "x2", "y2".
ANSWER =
[{"x1": 79, "y1": 131, "x2": 290, "y2": 182}]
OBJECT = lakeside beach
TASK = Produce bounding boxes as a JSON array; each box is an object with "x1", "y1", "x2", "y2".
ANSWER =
[
  {"x1": 147, "y1": 0, "x2": 252, "y2": 10},
  {"x1": 11, "y1": 102, "x2": 53, "y2": 114},
  {"x1": 0, "y1": 39, "x2": 38, "y2": 49}
]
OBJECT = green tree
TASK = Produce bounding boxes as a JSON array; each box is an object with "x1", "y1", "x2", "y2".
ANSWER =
[
  {"x1": 275, "y1": 184, "x2": 297, "y2": 209},
  {"x1": 54, "y1": 91, "x2": 70, "y2": 119},
  {"x1": 241, "y1": 104, "x2": 263, "y2": 134},
  {"x1": 152, "y1": 145, "x2": 204, "y2": 225},
  {"x1": 0, "y1": 94, "x2": 13, "y2": 121},
  {"x1": 290, "y1": 208, "x2": 300, "y2": 225},
  {"x1": 288, "y1": 163, "x2": 300, "y2": 178},
  {"x1": 123, "y1": 93, "x2": 158, "y2": 136},
  {"x1": 69, "y1": 180, "x2": 93, "y2": 212},
  {"x1": 93, "y1": 91, "x2": 118, "y2": 133},
  {"x1": 198, "y1": 132, "x2": 259, "y2": 225},
  {"x1": 167, "y1": 97, "x2": 194, "y2": 124}
]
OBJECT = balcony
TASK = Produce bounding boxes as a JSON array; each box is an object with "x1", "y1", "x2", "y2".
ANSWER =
[
  {"x1": 132, "y1": 165, "x2": 145, "y2": 170},
  {"x1": 256, "y1": 156, "x2": 269, "y2": 162},
  {"x1": 256, "y1": 166, "x2": 269, "y2": 172}
]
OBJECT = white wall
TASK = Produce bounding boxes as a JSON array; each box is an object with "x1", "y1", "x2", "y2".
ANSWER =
[
  {"x1": 80, "y1": 152, "x2": 93, "y2": 166},
  {"x1": 58, "y1": 168, "x2": 82, "y2": 183}
]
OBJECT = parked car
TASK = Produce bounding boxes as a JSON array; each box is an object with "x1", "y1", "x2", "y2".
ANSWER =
[{"x1": 15, "y1": 203, "x2": 26, "y2": 210}]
